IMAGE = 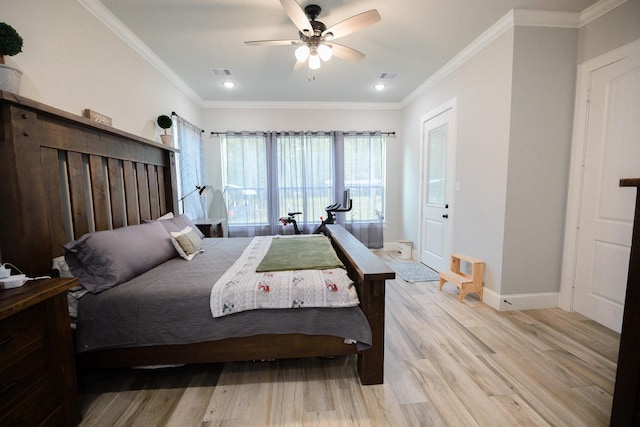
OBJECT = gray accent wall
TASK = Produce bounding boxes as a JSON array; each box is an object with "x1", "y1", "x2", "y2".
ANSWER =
[
  {"x1": 502, "y1": 27, "x2": 579, "y2": 295},
  {"x1": 402, "y1": 3, "x2": 638, "y2": 301},
  {"x1": 401, "y1": 29, "x2": 515, "y2": 295},
  {"x1": 578, "y1": 0, "x2": 640, "y2": 63}
]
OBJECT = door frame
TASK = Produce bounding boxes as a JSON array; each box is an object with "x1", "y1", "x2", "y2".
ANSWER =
[
  {"x1": 419, "y1": 98, "x2": 458, "y2": 269},
  {"x1": 559, "y1": 38, "x2": 640, "y2": 312}
]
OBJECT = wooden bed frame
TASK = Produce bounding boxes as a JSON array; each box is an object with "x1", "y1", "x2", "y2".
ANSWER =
[{"x1": 0, "y1": 91, "x2": 394, "y2": 385}]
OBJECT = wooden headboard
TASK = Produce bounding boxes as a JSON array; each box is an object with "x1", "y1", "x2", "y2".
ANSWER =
[{"x1": 0, "y1": 91, "x2": 178, "y2": 277}]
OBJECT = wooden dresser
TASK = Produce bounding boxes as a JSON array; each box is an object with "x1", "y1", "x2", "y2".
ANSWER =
[{"x1": 0, "y1": 278, "x2": 79, "y2": 427}]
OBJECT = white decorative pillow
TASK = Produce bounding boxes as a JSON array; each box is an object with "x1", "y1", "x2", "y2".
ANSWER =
[
  {"x1": 158, "y1": 212, "x2": 175, "y2": 220},
  {"x1": 170, "y1": 226, "x2": 203, "y2": 261}
]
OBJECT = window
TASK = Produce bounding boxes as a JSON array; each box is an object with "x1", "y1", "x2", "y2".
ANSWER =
[
  {"x1": 277, "y1": 133, "x2": 334, "y2": 228},
  {"x1": 221, "y1": 131, "x2": 386, "y2": 243},
  {"x1": 342, "y1": 133, "x2": 386, "y2": 222},
  {"x1": 221, "y1": 133, "x2": 268, "y2": 226},
  {"x1": 175, "y1": 115, "x2": 206, "y2": 219}
]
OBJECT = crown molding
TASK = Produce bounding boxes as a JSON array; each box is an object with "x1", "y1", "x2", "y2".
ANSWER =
[
  {"x1": 78, "y1": 0, "x2": 403, "y2": 111},
  {"x1": 580, "y1": 0, "x2": 628, "y2": 26},
  {"x1": 402, "y1": 10, "x2": 515, "y2": 106},
  {"x1": 401, "y1": 0, "x2": 627, "y2": 107},
  {"x1": 80, "y1": 0, "x2": 626, "y2": 111},
  {"x1": 77, "y1": 0, "x2": 204, "y2": 106},
  {"x1": 513, "y1": 9, "x2": 580, "y2": 28},
  {"x1": 200, "y1": 101, "x2": 402, "y2": 110}
]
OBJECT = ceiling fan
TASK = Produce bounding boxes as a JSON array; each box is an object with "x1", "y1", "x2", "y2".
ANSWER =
[{"x1": 245, "y1": 0, "x2": 381, "y2": 70}]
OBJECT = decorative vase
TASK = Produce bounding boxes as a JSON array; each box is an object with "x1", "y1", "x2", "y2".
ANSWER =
[
  {"x1": 160, "y1": 134, "x2": 172, "y2": 146},
  {"x1": 0, "y1": 64, "x2": 22, "y2": 94}
]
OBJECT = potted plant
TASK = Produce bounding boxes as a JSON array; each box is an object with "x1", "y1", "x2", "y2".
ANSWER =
[
  {"x1": 157, "y1": 114, "x2": 173, "y2": 145},
  {"x1": 0, "y1": 22, "x2": 24, "y2": 94}
]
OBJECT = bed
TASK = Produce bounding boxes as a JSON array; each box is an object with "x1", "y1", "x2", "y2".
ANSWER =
[{"x1": 0, "y1": 91, "x2": 394, "y2": 385}]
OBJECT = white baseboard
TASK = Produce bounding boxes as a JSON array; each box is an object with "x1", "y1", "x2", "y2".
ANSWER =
[
  {"x1": 374, "y1": 242, "x2": 395, "y2": 253},
  {"x1": 377, "y1": 246, "x2": 420, "y2": 261},
  {"x1": 379, "y1": 241, "x2": 416, "y2": 260},
  {"x1": 377, "y1": 249, "x2": 560, "y2": 312},
  {"x1": 482, "y1": 288, "x2": 502, "y2": 310},
  {"x1": 483, "y1": 288, "x2": 560, "y2": 311}
]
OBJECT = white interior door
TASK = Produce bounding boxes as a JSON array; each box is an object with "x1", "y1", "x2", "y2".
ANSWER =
[
  {"x1": 420, "y1": 103, "x2": 456, "y2": 272},
  {"x1": 573, "y1": 49, "x2": 640, "y2": 332}
]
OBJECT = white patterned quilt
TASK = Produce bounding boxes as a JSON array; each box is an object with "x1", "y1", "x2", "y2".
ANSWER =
[{"x1": 210, "y1": 236, "x2": 359, "y2": 317}]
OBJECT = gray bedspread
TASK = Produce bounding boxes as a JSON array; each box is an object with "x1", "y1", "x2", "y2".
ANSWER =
[{"x1": 75, "y1": 237, "x2": 372, "y2": 353}]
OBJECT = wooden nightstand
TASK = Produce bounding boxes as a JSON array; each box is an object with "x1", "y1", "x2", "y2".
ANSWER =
[
  {"x1": 192, "y1": 217, "x2": 225, "y2": 238},
  {"x1": 0, "y1": 277, "x2": 80, "y2": 426}
]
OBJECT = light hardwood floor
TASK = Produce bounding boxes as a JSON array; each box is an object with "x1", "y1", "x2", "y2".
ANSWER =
[{"x1": 78, "y1": 252, "x2": 620, "y2": 426}]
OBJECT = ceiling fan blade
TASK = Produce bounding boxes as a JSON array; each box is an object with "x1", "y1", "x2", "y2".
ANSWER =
[
  {"x1": 322, "y1": 10, "x2": 381, "y2": 40},
  {"x1": 327, "y1": 43, "x2": 365, "y2": 62},
  {"x1": 294, "y1": 60, "x2": 306, "y2": 71},
  {"x1": 245, "y1": 39, "x2": 300, "y2": 46},
  {"x1": 279, "y1": 0, "x2": 313, "y2": 35}
]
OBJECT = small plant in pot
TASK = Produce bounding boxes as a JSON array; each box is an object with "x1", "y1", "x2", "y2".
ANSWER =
[
  {"x1": 0, "y1": 22, "x2": 24, "y2": 94},
  {"x1": 157, "y1": 114, "x2": 173, "y2": 146}
]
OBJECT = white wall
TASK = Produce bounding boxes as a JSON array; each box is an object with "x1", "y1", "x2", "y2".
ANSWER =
[
  {"x1": 200, "y1": 107, "x2": 404, "y2": 241},
  {"x1": 3, "y1": 0, "x2": 202, "y2": 140},
  {"x1": 400, "y1": 29, "x2": 515, "y2": 295}
]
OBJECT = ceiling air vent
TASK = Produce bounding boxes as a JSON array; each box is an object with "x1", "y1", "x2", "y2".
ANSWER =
[
  {"x1": 378, "y1": 72, "x2": 399, "y2": 80},
  {"x1": 210, "y1": 68, "x2": 232, "y2": 77}
]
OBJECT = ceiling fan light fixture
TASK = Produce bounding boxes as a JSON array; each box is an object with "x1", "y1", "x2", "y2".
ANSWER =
[
  {"x1": 309, "y1": 54, "x2": 321, "y2": 70},
  {"x1": 295, "y1": 44, "x2": 310, "y2": 62},
  {"x1": 246, "y1": 2, "x2": 381, "y2": 72},
  {"x1": 317, "y1": 44, "x2": 332, "y2": 61}
]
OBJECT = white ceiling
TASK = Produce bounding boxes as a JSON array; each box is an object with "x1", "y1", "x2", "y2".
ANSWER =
[{"x1": 96, "y1": 0, "x2": 600, "y2": 104}]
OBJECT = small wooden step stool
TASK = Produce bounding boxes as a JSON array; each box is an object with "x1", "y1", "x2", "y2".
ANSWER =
[{"x1": 439, "y1": 253, "x2": 485, "y2": 302}]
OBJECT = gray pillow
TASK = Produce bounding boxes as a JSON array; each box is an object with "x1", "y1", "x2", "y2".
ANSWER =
[
  {"x1": 158, "y1": 214, "x2": 205, "y2": 238},
  {"x1": 64, "y1": 221, "x2": 176, "y2": 293}
]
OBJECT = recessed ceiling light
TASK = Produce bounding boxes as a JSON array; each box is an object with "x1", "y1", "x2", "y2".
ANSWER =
[
  {"x1": 374, "y1": 83, "x2": 386, "y2": 91},
  {"x1": 223, "y1": 81, "x2": 236, "y2": 89}
]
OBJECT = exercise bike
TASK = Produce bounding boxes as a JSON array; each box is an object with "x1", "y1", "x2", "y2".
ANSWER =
[{"x1": 279, "y1": 189, "x2": 352, "y2": 235}]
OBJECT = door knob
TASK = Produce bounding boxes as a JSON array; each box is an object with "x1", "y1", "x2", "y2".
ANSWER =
[{"x1": 442, "y1": 214, "x2": 448, "y2": 218}]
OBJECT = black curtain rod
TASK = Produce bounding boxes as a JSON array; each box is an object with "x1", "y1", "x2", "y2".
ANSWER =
[
  {"x1": 171, "y1": 112, "x2": 204, "y2": 132},
  {"x1": 209, "y1": 131, "x2": 396, "y2": 136}
]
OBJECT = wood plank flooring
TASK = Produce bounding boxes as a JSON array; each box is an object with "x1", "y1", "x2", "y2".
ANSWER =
[{"x1": 78, "y1": 252, "x2": 620, "y2": 426}]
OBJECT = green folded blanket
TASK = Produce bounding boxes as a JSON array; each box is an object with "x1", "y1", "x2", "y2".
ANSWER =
[{"x1": 255, "y1": 235, "x2": 345, "y2": 272}]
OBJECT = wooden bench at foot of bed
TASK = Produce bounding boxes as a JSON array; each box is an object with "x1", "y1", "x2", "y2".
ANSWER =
[{"x1": 326, "y1": 225, "x2": 394, "y2": 384}]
